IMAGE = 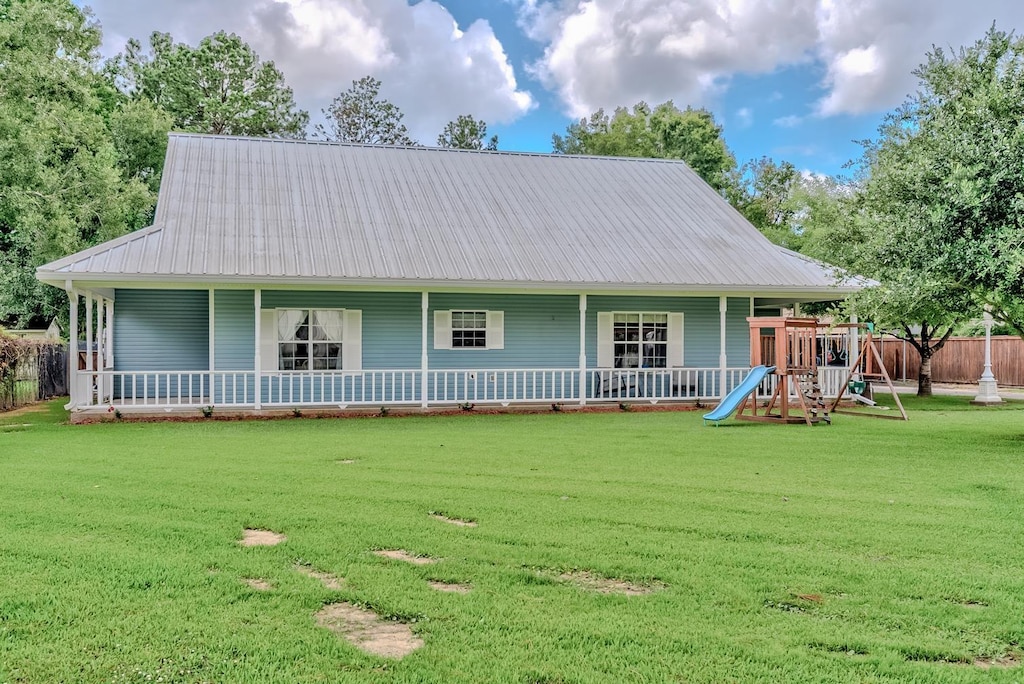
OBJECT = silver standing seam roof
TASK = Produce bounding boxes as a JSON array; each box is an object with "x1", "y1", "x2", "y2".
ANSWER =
[{"x1": 38, "y1": 133, "x2": 855, "y2": 296}]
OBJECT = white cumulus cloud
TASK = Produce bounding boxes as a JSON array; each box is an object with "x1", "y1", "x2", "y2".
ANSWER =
[
  {"x1": 517, "y1": 0, "x2": 1024, "y2": 119},
  {"x1": 86, "y1": 0, "x2": 535, "y2": 141}
]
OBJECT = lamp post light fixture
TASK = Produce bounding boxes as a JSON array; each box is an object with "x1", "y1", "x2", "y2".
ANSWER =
[{"x1": 971, "y1": 308, "x2": 1003, "y2": 405}]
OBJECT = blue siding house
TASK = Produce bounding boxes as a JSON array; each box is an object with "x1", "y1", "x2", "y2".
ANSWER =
[{"x1": 37, "y1": 134, "x2": 856, "y2": 415}]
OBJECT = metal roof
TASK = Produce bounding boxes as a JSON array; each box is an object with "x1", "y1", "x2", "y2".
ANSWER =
[{"x1": 38, "y1": 133, "x2": 855, "y2": 295}]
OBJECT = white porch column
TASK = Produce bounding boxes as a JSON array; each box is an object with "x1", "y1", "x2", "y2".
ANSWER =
[
  {"x1": 253, "y1": 288, "x2": 262, "y2": 410},
  {"x1": 208, "y1": 289, "x2": 215, "y2": 405},
  {"x1": 95, "y1": 296, "x2": 104, "y2": 375},
  {"x1": 208, "y1": 289, "x2": 216, "y2": 372},
  {"x1": 719, "y1": 296, "x2": 728, "y2": 399},
  {"x1": 421, "y1": 292, "x2": 429, "y2": 409},
  {"x1": 104, "y1": 299, "x2": 114, "y2": 369},
  {"x1": 66, "y1": 288, "x2": 78, "y2": 410},
  {"x1": 579, "y1": 294, "x2": 587, "y2": 405},
  {"x1": 972, "y1": 307, "x2": 1003, "y2": 405}
]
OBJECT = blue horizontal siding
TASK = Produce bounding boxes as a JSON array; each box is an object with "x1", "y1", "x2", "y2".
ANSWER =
[
  {"x1": 727, "y1": 297, "x2": 752, "y2": 366},
  {"x1": 114, "y1": 289, "x2": 209, "y2": 371},
  {"x1": 428, "y1": 293, "x2": 579, "y2": 369},
  {"x1": 214, "y1": 290, "x2": 255, "y2": 370}
]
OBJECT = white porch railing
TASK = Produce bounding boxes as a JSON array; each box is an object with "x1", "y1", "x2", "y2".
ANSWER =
[
  {"x1": 427, "y1": 369, "x2": 580, "y2": 405},
  {"x1": 263, "y1": 370, "x2": 420, "y2": 406},
  {"x1": 71, "y1": 366, "x2": 854, "y2": 410}
]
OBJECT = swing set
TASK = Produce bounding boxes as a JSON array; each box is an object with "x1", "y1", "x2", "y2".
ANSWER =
[
  {"x1": 735, "y1": 317, "x2": 907, "y2": 425},
  {"x1": 829, "y1": 323, "x2": 908, "y2": 421}
]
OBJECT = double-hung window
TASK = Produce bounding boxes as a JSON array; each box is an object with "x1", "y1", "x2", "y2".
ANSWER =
[
  {"x1": 597, "y1": 311, "x2": 683, "y2": 368},
  {"x1": 451, "y1": 311, "x2": 488, "y2": 348},
  {"x1": 613, "y1": 313, "x2": 668, "y2": 368},
  {"x1": 434, "y1": 310, "x2": 504, "y2": 350},
  {"x1": 277, "y1": 309, "x2": 344, "y2": 370}
]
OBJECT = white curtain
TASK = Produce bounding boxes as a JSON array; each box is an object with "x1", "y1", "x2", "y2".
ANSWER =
[
  {"x1": 312, "y1": 310, "x2": 344, "y2": 341},
  {"x1": 277, "y1": 309, "x2": 306, "y2": 341}
]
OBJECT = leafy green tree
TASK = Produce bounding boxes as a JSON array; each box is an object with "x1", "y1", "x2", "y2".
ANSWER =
[
  {"x1": 318, "y1": 76, "x2": 415, "y2": 145},
  {"x1": 0, "y1": 0, "x2": 155, "y2": 327},
  {"x1": 108, "y1": 31, "x2": 309, "y2": 139},
  {"x1": 552, "y1": 101, "x2": 736, "y2": 192},
  {"x1": 858, "y1": 27, "x2": 1024, "y2": 340},
  {"x1": 807, "y1": 178, "x2": 974, "y2": 396},
  {"x1": 107, "y1": 99, "x2": 174, "y2": 193},
  {"x1": 729, "y1": 157, "x2": 800, "y2": 242},
  {"x1": 437, "y1": 114, "x2": 498, "y2": 151}
]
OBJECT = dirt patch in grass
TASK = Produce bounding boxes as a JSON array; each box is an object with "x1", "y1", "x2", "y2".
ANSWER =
[
  {"x1": 558, "y1": 570, "x2": 663, "y2": 596},
  {"x1": 430, "y1": 513, "x2": 477, "y2": 527},
  {"x1": 793, "y1": 593, "x2": 824, "y2": 603},
  {"x1": 336, "y1": 459, "x2": 357, "y2": 464},
  {"x1": 974, "y1": 652, "x2": 1020, "y2": 670},
  {"x1": 428, "y1": 580, "x2": 471, "y2": 594},
  {"x1": 314, "y1": 602, "x2": 423, "y2": 659},
  {"x1": 295, "y1": 564, "x2": 344, "y2": 590},
  {"x1": 239, "y1": 529, "x2": 287, "y2": 547},
  {"x1": 374, "y1": 549, "x2": 438, "y2": 565},
  {"x1": 242, "y1": 577, "x2": 274, "y2": 591}
]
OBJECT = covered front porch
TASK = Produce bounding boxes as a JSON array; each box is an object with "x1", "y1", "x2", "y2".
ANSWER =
[{"x1": 65, "y1": 286, "x2": 857, "y2": 415}]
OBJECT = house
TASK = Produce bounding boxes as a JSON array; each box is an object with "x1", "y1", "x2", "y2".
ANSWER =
[{"x1": 36, "y1": 134, "x2": 857, "y2": 416}]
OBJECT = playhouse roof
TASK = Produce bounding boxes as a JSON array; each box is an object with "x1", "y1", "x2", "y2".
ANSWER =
[{"x1": 38, "y1": 133, "x2": 857, "y2": 296}]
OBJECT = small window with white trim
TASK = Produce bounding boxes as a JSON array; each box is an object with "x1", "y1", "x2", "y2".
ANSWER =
[
  {"x1": 451, "y1": 310, "x2": 488, "y2": 348},
  {"x1": 277, "y1": 309, "x2": 344, "y2": 370},
  {"x1": 434, "y1": 310, "x2": 504, "y2": 350}
]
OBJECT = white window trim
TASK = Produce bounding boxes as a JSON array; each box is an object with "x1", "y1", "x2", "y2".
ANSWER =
[
  {"x1": 260, "y1": 307, "x2": 362, "y2": 371},
  {"x1": 434, "y1": 309, "x2": 504, "y2": 350},
  {"x1": 597, "y1": 310, "x2": 684, "y2": 368}
]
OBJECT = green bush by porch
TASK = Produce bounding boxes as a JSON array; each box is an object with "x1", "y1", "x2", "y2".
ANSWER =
[{"x1": 1, "y1": 400, "x2": 1021, "y2": 682}]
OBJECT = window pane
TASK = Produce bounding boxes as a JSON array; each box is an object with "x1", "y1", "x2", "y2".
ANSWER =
[
  {"x1": 452, "y1": 330, "x2": 487, "y2": 348},
  {"x1": 312, "y1": 342, "x2": 342, "y2": 370},
  {"x1": 312, "y1": 310, "x2": 344, "y2": 341},
  {"x1": 644, "y1": 342, "x2": 667, "y2": 368},
  {"x1": 615, "y1": 342, "x2": 639, "y2": 368},
  {"x1": 277, "y1": 310, "x2": 307, "y2": 341},
  {"x1": 279, "y1": 342, "x2": 308, "y2": 369}
]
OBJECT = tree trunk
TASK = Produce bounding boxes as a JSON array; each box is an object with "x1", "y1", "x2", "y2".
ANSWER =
[{"x1": 917, "y1": 354, "x2": 933, "y2": 397}]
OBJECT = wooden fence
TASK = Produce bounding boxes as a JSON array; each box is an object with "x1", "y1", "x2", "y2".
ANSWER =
[
  {"x1": 0, "y1": 341, "x2": 68, "y2": 411},
  {"x1": 873, "y1": 335, "x2": 1024, "y2": 387}
]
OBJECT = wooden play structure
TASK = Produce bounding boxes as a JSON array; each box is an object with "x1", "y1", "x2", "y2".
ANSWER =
[
  {"x1": 829, "y1": 324, "x2": 908, "y2": 421},
  {"x1": 736, "y1": 317, "x2": 828, "y2": 425},
  {"x1": 736, "y1": 317, "x2": 907, "y2": 425}
]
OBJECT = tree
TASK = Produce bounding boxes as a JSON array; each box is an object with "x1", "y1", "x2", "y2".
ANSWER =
[
  {"x1": 728, "y1": 157, "x2": 800, "y2": 242},
  {"x1": 552, "y1": 101, "x2": 736, "y2": 192},
  {"x1": 814, "y1": 173, "x2": 975, "y2": 397},
  {"x1": 318, "y1": 76, "x2": 415, "y2": 145},
  {"x1": 836, "y1": 27, "x2": 1024, "y2": 394},
  {"x1": 861, "y1": 27, "x2": 1024, "y2": 339},
  {"x1": 108, "y1": 31, "x2": 309, "y2": 139},
  {"x1": 107, "y1": 98, "x2": 174, "y2": 194},
  {"x1": 0, "y1": 0, "x2": 155, "y2": 327},
  {"x1": 437, "y1": 114, "x2": 498, "y2": 150}
]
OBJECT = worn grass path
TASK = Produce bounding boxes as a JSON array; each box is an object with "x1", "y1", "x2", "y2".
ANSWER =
[{"x1": 1, "y1": 398, "x2": 1022, "y2": 683}]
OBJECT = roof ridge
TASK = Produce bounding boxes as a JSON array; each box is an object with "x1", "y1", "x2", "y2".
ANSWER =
[{"x1": 166, "y1": 132, "x2": 701, "y2": 166}]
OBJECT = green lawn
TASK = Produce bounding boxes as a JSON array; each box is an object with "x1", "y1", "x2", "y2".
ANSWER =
[{"x1": 1, "y1": 399, "x2": 1022, "y2": 683}]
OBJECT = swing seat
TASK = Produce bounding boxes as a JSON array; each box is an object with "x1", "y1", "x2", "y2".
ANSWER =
[{"x1": 848, "y1": 379, "x2": 866, "y2": 395}]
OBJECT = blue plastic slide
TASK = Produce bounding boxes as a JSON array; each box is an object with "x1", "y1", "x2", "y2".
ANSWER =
[{"x1": 702, "y1": 365, "x2": 775, "y2": 425}]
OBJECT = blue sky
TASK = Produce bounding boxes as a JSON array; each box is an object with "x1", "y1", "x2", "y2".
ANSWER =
[{"x1": 84, "y1": 0, "x2": 1024, "y2": 178}]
